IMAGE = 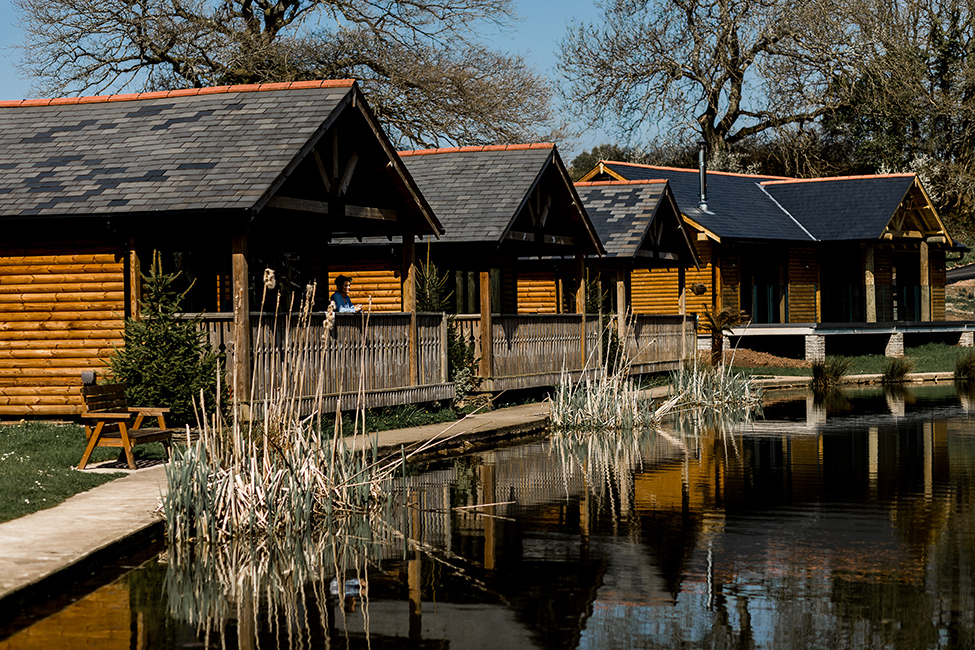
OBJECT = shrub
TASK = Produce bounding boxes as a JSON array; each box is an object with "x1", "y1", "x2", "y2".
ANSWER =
[
  {"x1": 812, "y1": 356, "x2": 851, "y2": 391},
  {"x1": 956, "y1": 350, "x2": 975, "y2": 381},
  {"x1": 109, "y1": 253, "x2": 226, "y2": 426},
  {"x1": 882, "y1": 357, "x2": 914, "y2": 384}
]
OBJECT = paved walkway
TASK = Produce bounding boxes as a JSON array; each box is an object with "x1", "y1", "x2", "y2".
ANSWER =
[{"x1": 0, "y1": 372, "x2": 956, "y2": 621}]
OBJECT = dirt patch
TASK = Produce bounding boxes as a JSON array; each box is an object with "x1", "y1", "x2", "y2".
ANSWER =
[{"x1": 723, "y1": 348, "x2": 811, "y2": 369}]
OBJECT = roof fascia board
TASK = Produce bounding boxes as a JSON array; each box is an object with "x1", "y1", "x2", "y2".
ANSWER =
[
  {"x1": 682, "y1": 215, "x2": 720, "y2": 243},
  {"x1": 551, "y1": 150, "x2": 606, "y2": 255},
  {"x1": 577, "y1": 160, "x2": 628, "y2": 183}
]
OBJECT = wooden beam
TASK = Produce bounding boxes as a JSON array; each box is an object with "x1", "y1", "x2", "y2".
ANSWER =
[
  {"x1": 576, "y1": 254, "x2": 586, "y2": 366},
  {"x1": 266, "y1": 196, "x2": 330, "y2": 214},
  {"x1": 479, "y1": 271, "x2": 493, "y2": 381},
  {"x1": 345, "y1": 205, "x2": 399, "y2": 221},
  {"x1": 505, "y1": 230, "x2": 576, "y2": 246},
  {"x1": 865, "y1": 246, "x2": 877, "y2": 323},
  {"x1": 402, "y1": 232, "x2": 417, "y2": 385},
  {"x1": 311, "y1": 148, "x2": 332, "y2": 193},
  {"x1": 921, "y1": 239, "x2": 930, "y2": 321},
  {"x1": 232, "y1": 230, "x2": 251, "y2": 407},
  {"x1": 338, "y1": 151, "x2": 359, "y2": 197},
  {"x1": 127, "y1": 241, "x2": 140, "y2": 321},
  {"x1": 616, "y1": 269, "x2": 626, "y2": 339}
]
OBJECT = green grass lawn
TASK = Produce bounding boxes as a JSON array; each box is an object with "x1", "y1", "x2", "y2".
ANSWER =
[
  {"x1": 733, "y1": 342, "x2": 972, "y2": 377},
  {"x1": 0, "y1": 421, "x2": 169, "y2": 524}
]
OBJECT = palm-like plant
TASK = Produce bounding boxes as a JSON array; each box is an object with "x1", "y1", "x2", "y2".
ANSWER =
[{"x1": 702, "y1": 307, "x2": 749, "y2": 366}]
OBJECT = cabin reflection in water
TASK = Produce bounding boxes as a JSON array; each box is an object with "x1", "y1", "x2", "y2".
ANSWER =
[{"x1": 1, "y1": 385, "x2": 972, "y2": 649}]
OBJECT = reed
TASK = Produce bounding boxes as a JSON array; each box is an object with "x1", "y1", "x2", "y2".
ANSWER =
[
  {"x1": 550, "y1": 314, "x2": 761, "y2": 430},
  {"x1": 956, "y1": 349, "x2": 975, "y2": 381},
  {"x1": 881, "y1": 357, "x2": 914, "y2": 384},
  {"x1": 811, "y1": 355, "x2": 851, "y2": 391},
  {"x1": 163, "y1": 279, "x2": 408, "y2": 545}
]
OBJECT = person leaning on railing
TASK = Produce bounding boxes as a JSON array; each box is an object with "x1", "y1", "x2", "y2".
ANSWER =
[{"x1": 331, "y1": 275, "x2": 362, "y2": 313}]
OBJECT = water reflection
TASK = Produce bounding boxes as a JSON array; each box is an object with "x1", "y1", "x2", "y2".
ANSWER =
[{"x1": 5, "y1": 385, "x2": 975, "y2": 649}]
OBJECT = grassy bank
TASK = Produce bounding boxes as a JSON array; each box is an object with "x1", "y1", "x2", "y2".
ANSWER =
[
  {"x1": 0, "y1": 422, "x2": 167, "y2": 524},
  {"x1": 733, "y1": 342, "x2": 970, "y2": 377}
]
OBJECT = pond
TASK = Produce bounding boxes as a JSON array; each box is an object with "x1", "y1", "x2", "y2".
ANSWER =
[{"x1": 3, "y1": 384, "x2": 975, "y2": 649}]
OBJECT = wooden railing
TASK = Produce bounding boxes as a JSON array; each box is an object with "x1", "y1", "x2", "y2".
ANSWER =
[
  {"x1": 625, "y1": 314, "x2": 697, "y2": 373},
  {"x1": 187, "y1": 311, "x2": 694, "y2": 407},
  {"x1": 453, "y1": 314, "x2": 600, "y2": 391},
  {"x1": 187, "y1": 312, "x2": 451, "y2": 413}
]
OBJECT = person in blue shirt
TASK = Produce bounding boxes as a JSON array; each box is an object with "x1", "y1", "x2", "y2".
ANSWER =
[{"x1": 331, "y1": 275, "x2": 361, "y2": 313}]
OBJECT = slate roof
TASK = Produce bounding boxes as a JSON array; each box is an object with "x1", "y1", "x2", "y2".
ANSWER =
[
  {"x1": 0, "y1": 80, "x2": 437, "y2": 233},
  {"x1": 399, "y1": 144, "x2": 558, "y2": 244},
  {"x1": 763, "y1": 175, "x2": 915, "y2": 241},
  {"x1": 594, "y1": 162, "x2": 931, "y2": 243},
  {"x1": 574, "y1": 180, "x2": 677, "y2": 258}
]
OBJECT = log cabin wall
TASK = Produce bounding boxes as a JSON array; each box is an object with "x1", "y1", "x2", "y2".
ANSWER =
[
  {"x1": 874, "y1": 248, "x2": 894, "y2": 322},
  {"x1": 719, "y1": 248, "x2": 741, "y2": 314},
  {"x1": 0, "y1": 247, "x2": 126, "y2": 416},
  {"x1": 788, "y1": 245, "x2": 819, "y2": 322},
  {"x1": 517, "y1": 272, "x2": 558, "y2": 314},
  {"x1": 328, "y1": 264, "x2": 401, "y2": 312},
  {"x1": 931, "y1": 248, "x2": 947, "y2": 320},
  {"x1": 629, "y1": 237, "x2": 712, "y2": 334}
]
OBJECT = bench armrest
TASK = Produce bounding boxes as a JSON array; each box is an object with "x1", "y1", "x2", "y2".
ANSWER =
[{"x1": 80, "y1": 412, "x2": 133, "y2": 421}]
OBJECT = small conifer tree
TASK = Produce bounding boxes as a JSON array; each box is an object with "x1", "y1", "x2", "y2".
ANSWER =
[{"x1": 109, "y1": 253, "x2": 225, "y2": 426}]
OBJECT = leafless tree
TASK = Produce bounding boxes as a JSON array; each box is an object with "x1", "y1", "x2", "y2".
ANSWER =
[
  {"x1": 13, "y1": 0, "x2": 566, "y2": 148},
  {"x1": 558, "y1": 0, "x2": 867, "y2": 151}
]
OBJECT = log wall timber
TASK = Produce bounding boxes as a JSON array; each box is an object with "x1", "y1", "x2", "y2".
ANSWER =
[
  {"x1": 0, "y1": 249, "x2": 125, "y2": 416},
  {"x1": 328, "y1": 265, "x2": 402, "y2": 312},
  {"x1": 932, "y1": 248, "x2": 947, "y2": 320},
  {"x1": 629, "y1": 237, "x2": 712, "y2": 331},
  {"x1": 788, "y1": 245, "x2": 818, "y2": 322},
  {"x1": 720, "y1": 248, "x2": 740, "y2": 314},
  {"x1": 517, "y1": 273, "x2": 558, "y2": 314},
  {"x1": 874, "y1": 248, "x2": 894, "y2": 322}
]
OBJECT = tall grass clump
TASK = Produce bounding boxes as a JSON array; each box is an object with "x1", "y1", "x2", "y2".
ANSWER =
[
  {"x1": 812, "y1": 356, "x2": 851, "y2": 391},
  {"x1": 550, "y1": 314, "x2": 678, "y2": 430},
  {"x1": 882, "y1": 357, "x2": 914, "y2": 384},
  {"x1": 956, "y1": 349, "x2": 975, "y2": 381},
  {"x1": 669, "y1": 356, "x2": 763, "y2": 412},
  {"x1": 161, "y1": 277, "x2": 408, "y2": 545}
]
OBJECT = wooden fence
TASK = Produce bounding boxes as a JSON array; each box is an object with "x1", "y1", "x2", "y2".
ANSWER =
[
  {"x1": 189, "y1": 312, "x2": 452, "y2": 414},
  {"x1": 189, "y1": 311, "x2": 695, "y2": 412}
]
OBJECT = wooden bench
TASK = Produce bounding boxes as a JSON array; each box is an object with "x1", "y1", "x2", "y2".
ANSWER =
[{"x1": 78, "y1": 383, "x2": 175, "y2": 470}]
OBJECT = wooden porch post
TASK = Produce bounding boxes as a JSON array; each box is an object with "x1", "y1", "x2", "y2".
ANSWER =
[
  {"x1": 576, "y1": 254, "x2": 587, "y2": 366},
  {"x1": 128, "y1": 239, "x2": 141, "y2": 321},
  {"x1": 402, "y1": 232, "x2": 417, "y2": 385},
  {"x1": 678, "y1": 264, "x2": 686, "y2": 358},
  {"x1": 479, "y1": 270, "x2": 493, "y2": 381},
  {"x1": 865, "y1": 246, "x2": 877, "y2": 323},
  {"x1": 232, "y1": 230, "x2": 251, "y2": 405},
  {"x1": 920, "y1": 240, "x2": 931, "y2": 321},
  {"x1": 616, "y1": 268, "x2": 627, "y2": 339}
]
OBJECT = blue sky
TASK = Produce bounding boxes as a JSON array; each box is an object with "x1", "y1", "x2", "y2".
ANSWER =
[{"x1": 0, "y1": 0, "x2": 612, "y2": 158}]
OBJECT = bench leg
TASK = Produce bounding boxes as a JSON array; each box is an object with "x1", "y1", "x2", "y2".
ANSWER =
[
  {"x1": 118, "y1": 423, "x2": 137, "y2": 470},
  {"x1": 78, "y1": 423, "x2": 104, "y2": 470}
]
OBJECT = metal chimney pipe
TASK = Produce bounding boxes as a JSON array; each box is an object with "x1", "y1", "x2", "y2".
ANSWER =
[{"x1": 697, "y1": 140, "x2": 708, "y2": 211}]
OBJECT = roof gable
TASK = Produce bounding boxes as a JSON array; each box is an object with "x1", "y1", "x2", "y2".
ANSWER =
[
  {"x1": 0, "y1": 81, "x2": 441, "y2": 237},
  {"x1": 585, "y1": 161, "x2": 952, "y2": 245},
  {"x1": 400, "y1": 145, "x2": 603, "y2": 254},
  {"x1": 574, "y1": 180, "x2": 698, "y2": 266}
]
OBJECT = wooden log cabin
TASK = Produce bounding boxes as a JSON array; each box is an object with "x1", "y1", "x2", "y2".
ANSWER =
[
  {"x1": 0, "y1": 80, "x2": 443, "y2": 417},
  {"x1": 573, "y1": 179, "x2": 701, "y2": 372},
  {"x1": 328, "y1": 144, "x2": 608, "y2": 390},
  {"x1": 580, "y1": 159, "x2": 968, "y2": 359}
]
